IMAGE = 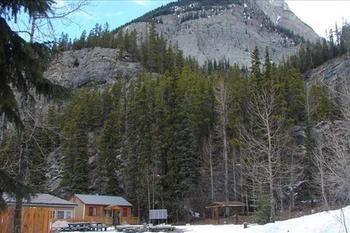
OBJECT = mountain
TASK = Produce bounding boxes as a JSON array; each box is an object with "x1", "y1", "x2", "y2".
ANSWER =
[
  {"x1": 122, "y1": 0, "x2": 319, "y2": 66},
  {"x1": 43, "y1": 0, "x2": 321, "y2": 86}
]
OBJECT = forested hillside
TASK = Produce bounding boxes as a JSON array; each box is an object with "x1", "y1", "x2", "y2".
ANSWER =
[{"x1": 1, "y1": 4, "x2": 350, "y2": 224}]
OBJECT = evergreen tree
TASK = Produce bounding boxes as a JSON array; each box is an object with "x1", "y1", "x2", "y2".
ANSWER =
[
  {"x1": 71, "y1": 125, "x2": 89, "y2": 194},
  {"x1": 0, "y1": 2, "x2": 63, "y2": 125},
  {"x1": 0, "y1": 2, "x2": 63, "y2": 226},
  {"x1": 251, "y1": 46, "x2": 262, "y2": 82},
  {"x1": 26, "y1": 126, "x2": 50, "y2": 192},
  {"x1": 99, "y1": 110, "x2": 123, "y2": 195},
  {"x1": 309, "y1": 84, "x2": 334, "y2": 122}
]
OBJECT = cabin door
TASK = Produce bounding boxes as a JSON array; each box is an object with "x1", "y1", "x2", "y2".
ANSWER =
[{"x1": 113, "y1": 210, "x2": 120, "y2": 225}]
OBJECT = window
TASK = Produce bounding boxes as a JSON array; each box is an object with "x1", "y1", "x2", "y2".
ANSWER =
[
  {"x1": 56, "y1": 210, "x2": 73, "y2": 219},
  {"x1": 89, "y1": 207, "x2": 97, "y2": 216},
  {"x1": 57, "y1": 211, "x2": 65, "y2": 219},
  {"x1": 65, "y1": 211, "x2": 72, "y2": 219}
]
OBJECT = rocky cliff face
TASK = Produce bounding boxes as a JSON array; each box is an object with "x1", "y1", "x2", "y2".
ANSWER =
[
  {"x1": 305, "y1": 52, "x2": 350, "y2": 118},
  {"x1": 304, "y1": 52, "x2": 350, "y2": 106},
  {"x1": 123, "y1": 0, "x2": 319, "y2": 66},
  {"x1": 304, "y1": 52, "x2": 350, "y2": 89},
  {"x1": 44, "y1": 47, "x2": 143, "y2": 88}
]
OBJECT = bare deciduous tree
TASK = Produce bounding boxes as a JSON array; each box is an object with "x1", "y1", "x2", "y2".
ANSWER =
[
  {"x1": 313, "y1": 78, "x2": 350, "y2": 207},
  {"x1": 312, "y1": 128, "x2": 330, "y2": 209},
  {"x1": 215, "y1": 78, "x2": 230, "y2": 205},
  {"x1": 242, "y1": 88, "x2": 283, "y2": 221}
]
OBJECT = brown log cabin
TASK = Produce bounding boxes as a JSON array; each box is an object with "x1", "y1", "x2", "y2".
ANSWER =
[{"x1": 69, "y1": 194, "x2": 139, "y2": 225}]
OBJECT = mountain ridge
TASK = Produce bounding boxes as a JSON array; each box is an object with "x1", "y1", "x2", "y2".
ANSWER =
[{"x1": 121, "y1": 0, "x2": 319, "y2": 66}]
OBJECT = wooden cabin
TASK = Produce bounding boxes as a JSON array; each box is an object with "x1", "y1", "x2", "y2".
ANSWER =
[
  {"x1": 69, "y1": 194, "x2": 139, "y2": 225},
  {"x1": 4, "y1": 193, "x2": 77, "y2": 220},
  {"x1": 2, "y1": 193, "x2": 76, "y2": 233}
]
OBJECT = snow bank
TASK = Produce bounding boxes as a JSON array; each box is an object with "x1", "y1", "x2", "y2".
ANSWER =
[
  {"x1": 65, "y1": 206, "x2": 350, "y2": 233},
  {"x1": 179, "y1": 206, "x2": 350, "y2": 233},
  {"x1": 51, "y1": 220, "x2": 69, "y2": 233}
]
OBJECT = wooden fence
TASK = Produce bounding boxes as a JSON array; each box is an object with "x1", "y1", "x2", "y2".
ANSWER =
[{"x1": 0, "y1": 207, "x2": 53, "y2": 233}]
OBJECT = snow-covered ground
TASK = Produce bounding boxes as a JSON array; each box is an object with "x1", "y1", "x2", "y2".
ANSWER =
[{"x1": 56, "y1": 206, "x2": 350, "y2": 233}]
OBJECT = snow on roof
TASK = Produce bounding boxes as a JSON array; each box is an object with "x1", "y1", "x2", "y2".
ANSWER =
[
  {"x1": 74, "y1": 194, "x2": 132, "y2": 207},
  {"x1": 206, "y1": 201, "x2": 245, "y2": 208},
  {"x1": 4, "y1": 193, "x2": 76, "y2": 207}
]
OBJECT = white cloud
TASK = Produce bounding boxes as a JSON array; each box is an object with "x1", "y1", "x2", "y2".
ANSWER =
[
  {"x1": 287, "y1": 0, "x2": 350, "y2": 37},
  {"x1": 132, "y1": 0, "x2": 150, "y2": 6},
  {"x1": 55, "y1": 0, "x2": 65, "y2": 7}
]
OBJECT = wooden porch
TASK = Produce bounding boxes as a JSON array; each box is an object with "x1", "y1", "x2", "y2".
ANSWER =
[{"x1": 67, "y1": 216, "x2": 113, "y2": 225}]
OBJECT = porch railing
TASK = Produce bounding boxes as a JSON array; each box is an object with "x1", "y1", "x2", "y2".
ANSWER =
[
  {"x1": 64, "y1": 216, "x2": 139, "y2": 225},
  {"x1": 120, "y1": 216, "x2": 140, "y2": 225},
  {"x1": 66, "y1": 216, "x2": 113, "y2": 225}
]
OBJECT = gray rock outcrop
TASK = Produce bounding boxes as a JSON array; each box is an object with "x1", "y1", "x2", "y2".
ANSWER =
[
  {"x1": 44, "y1": 47, "x2": 143, "y2": 89},
  {"x1": 304, "y1": 52, "x2": 350, "y2": 89},
  {"x1": 304, "y1": 52, "x2": 350, "y2": 119}
]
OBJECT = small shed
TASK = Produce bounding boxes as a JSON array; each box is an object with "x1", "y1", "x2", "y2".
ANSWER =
[{"x1": 206, "y1": 201, "x2": 245, "y2": 224}]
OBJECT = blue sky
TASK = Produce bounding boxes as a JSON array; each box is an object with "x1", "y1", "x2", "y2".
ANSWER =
[
  {"x1": 62, "y1": 0, "x2": 173, "y2": 37},
  {"x1": 10, "y1": 0, "x2": 173, "y2": 42},
  {"x1": 9, "y1": 0, "x2": 350, "y2": 42}
]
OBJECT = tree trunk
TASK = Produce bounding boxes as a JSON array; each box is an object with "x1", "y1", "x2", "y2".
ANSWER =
[
  {"x1": 14, "y1": 198, "x2": 23, "y2": 233},
  {"x1": 0, "y1": 113, "x2": 4, "y2": 145},
  {"x1": 223, "y1": 123, "x2": 229, "y2": 202},
  {"x1": 320, "y1": 164, "x2": 329, "y2": 209},
  {"x1": 289, "y1": 153, "x2": 295, "y2": 213},
  {"x1": 219, "y1": 82, "x2": 229, "y2": 216},
  {"x1": 252, "y1": 170, "x2": 256, "y2": 209},
  {"x1": 317, "y1": 144, "x2": 329, "y2": 209},
  {"x1": 14, "y1": 135, "x2": 28, "y2": 233},
  {"x1": 29, "y1": 16, "x2": 36, "y2": 43},
  {"x1": 232, "y1": 158, "x2": 237, "y2": 200},
  {"x1": 245, "y1": 191, "x2": 249, "y2": 215},
  {"x1": 266, "y1": 111, "x2": 275, "y2": 221},
  {"x1": 208, "y1": 132, "x2": 214, "y2": 202},
  {"x1": 152, "y1": 170, "x2": 155, "y2": 209},
  {"x1": 147, "y1": 172, "x2": 151, "y2": 214},
  {"x1": 306, "y1": 86, "x2": 311, "y2": 122},
  {"x1": 268, "y1": 151, "x2": 275, "y2": 221},
  {"x1": 279, "y1": 180, "x2": 284, "y2": 213}
]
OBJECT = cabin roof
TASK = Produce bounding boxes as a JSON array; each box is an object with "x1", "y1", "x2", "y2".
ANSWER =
[
  {"x1": 74, "y1": 194, "x2": 132, "y2": 207},
  {"x1": 206, "y1": 201, "x2": 245, "y2": 209},
  {"x1": 4, "y1": 193, "x2": 76, "y2": 207}
]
